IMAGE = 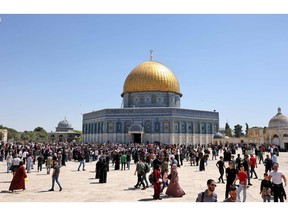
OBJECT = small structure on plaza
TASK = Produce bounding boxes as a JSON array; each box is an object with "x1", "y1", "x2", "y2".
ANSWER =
[
  {"x1": 48, "y1": 118, "x2": 80, "y2": 143},
  {"x1": 213, "y1": 132, "x2": 225, "y2": 145},
  {"x1": 265, "y1": 107, "x2": 288, "y2": 149},
  {"x1": 82, "y1": 52, "x2": 219, "y2": 145},
  {"x1": 0, "y1": 129, "x2": 8, "y2": 142},
  {"x1": 242, "y1": 107, "x2": 288, "y2": 150}
]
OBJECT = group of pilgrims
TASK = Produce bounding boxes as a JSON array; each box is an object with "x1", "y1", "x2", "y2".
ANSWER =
[
  {"x1": 0, "y1": 140, "x2": 281, "y2": 198},
  {"x1": 0, "y1": 140, "x2": 271, "y2": 176}
]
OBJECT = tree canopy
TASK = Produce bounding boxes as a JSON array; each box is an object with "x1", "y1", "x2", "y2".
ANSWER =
[
  {"x1": 234, "y1": 124, "x2": 244, "y2": 138},
  {"x1": 225, "y1": 123, "x2": 232, "y2": 137},
  {"x1": 0, "y1": 125, "x2": 49, "y2": 142}
]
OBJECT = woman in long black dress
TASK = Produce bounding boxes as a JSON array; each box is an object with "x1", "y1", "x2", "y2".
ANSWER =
[
  {"x1": 105, "y1": 151, "x2": 110, "y2": 172},
  {"x1": 99, "y1": 157, "x2": 107, "y2": 183},
  {"x1": 95, "y1": 160, "x2": 102, "y2": 179},
  {"x1": 199, "y1": 152, "x2": 205, "y2": 171},
  {"x1": 114, "y1": 152, "x2": 120, "y2": 170}
]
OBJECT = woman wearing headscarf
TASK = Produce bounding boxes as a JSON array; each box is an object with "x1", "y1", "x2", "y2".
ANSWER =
[
  {"x1": 114, "y1": 151, "x2": 120, "y2": 170},
  {"x1": 9, "y1": 161, "x2": 27, "y2": 192},
  {"x1": 165, "y1": 164, "x2": 185, "y2": 197},
  {"x1": 99, "y1": 156, "x2": 108, "y2": 183},
  {"x1": 199, "y1": 152, "x2": 205, "y2": 171},
  {"x1": 95, "y1": 159, "x2": 102, "y2": 179}
]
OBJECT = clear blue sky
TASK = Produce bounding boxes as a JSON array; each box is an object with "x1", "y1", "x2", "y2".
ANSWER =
[{"x1": 1, "y1": 14, "x2": 288, "y2": 132}]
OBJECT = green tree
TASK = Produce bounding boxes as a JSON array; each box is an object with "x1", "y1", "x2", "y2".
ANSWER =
[
  {"x1": 33, "y1": 127, "x2": 48, "y2": 142},
  {"x1": 234, "y1": 124, "x2": 244, "y2": 138},
  {"x1": 34, "y1": 127, "x2": 45, "y2": 132},
  {"x1": 37, "y1": 131, "x2": 48, "y2": 142},
  {"x1": 73, "y1": 130, "x2": 82, "y2": 143},
  {"x1": 21, "y1": 131, "x2": 31, "y2": 141},
  {"x1": 225, "y1": 123, "x2": 232, "y2": 137}
]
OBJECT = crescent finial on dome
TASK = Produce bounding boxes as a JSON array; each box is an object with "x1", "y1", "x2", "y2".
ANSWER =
[{"x1": 150, "y1": 49, "x2": 153, "y2": 61}]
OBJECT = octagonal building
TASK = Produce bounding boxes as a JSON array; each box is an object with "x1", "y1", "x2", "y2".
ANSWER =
[{"x1": 82, "y1": 56, "x2": 219, "y2": 145}]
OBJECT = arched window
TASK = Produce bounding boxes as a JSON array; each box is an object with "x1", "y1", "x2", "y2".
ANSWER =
[
  {"x1": 108, "y1": 122, "x2": 114, "y2": 133},
  {"x1": 94, "y1": 123, "x2": 97, "y2": 133},
  {"x1": 58, "y1": 135, "x2": 64, "y2": 142},
  {"x1": 174, "y1": 122, "x2": 179, "y2": 132},
  {"x1": 164, "y1": 122, "x2": 170, "y2": 133},
  {"x1": 181, "y1": 122, "x2": 186, "y2": 133},
  {"x1": 145, "y1": 121, "x2": 151, "y2": 133},
  {"x1": 155, "y1": 122, "x2": 160, "y2": 132},
  {"x1": 116, "y1": 122, "x2": 122, "y2": 132}
]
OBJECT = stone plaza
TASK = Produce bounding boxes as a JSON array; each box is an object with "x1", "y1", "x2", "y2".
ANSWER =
[{"x1": 0, "y1": 149, "x2": 287, "y2": 202}]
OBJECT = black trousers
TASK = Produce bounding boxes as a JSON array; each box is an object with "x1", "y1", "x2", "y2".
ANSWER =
[
  {"x1": 135, "y1": 174, "x2": 145, "y2": 188},
  {"x1": 272, "y1": 183, "x2": 285, "y2": 202},
  {"x1": 225, "y1": 181, "x2": 233, "y2": 199},
  {"x1": 218, "y1": 169, "x2": 224, "y2": 182}
]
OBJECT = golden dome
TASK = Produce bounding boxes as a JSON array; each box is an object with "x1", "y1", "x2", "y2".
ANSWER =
[{"x1": 122, "y1": 61, "x2": 182, "y2": 97}]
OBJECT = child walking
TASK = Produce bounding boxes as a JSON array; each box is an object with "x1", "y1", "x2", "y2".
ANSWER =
[{"x1": 260, "y1": 173, "x2": 272, "y2": 202}]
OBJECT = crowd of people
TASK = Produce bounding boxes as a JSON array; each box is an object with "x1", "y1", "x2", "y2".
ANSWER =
[{"x1": 0, "y1": 140, "x2": 287, "y2": 202}]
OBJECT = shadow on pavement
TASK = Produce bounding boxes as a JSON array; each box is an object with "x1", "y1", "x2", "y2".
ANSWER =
[
  {"x1": 123, "y1": 187, "x2": 138, "y2": 191},
  {"x1": 0, "y1": 190, "x2": 12, "y2": 193},
  {"x1": 138, "y1": 195, "x2": 170, "y2": 201},
  {"x1": 38, "y1": 190, "x2": 53, "y2": 193},
  {"x1": 0, "y1": 181, "x2": 11, "y2": 183},
  {"x1": 138, "y1": 198, "x2": 155, "y2": 202}
]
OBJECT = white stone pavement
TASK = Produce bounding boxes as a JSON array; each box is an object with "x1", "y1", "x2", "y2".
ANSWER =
[{"x1": 0, "y1": 149, "x2": 287, "y2": 202}]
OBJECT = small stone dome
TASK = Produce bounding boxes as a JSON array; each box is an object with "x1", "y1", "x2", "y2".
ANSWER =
[
  {"x1": 268, "y1": 107, "x2": 288, "y2": 128},
  {"x1": 58, "y1": 119, "x2": 72, "y2": 128},
  {"x1": 214, "y1": 132, "x2": 224, "y2": 139}
]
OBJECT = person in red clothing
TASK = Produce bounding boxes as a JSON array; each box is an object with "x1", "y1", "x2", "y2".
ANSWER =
[
  {"x1": 250, "y1": 154, "x2": 258, "y2": 179},
  {"x1": 153, "y1": 164, "x2": 162, "y2": 200},
  {"x1": 9, "y1": 161, "x2": 27, "y2": 192},
  {"x1": 233, "y1": 165, "x2": 247, "y2": 202}
]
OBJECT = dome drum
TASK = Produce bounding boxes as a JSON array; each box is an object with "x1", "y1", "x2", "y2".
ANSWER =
[{"x1": 123, "y1": 91, "x2": 180, "y2": 108}]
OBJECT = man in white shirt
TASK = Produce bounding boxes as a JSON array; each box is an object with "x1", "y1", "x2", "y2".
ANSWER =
[{"x1": 268, "y1": 163, "x2": 287, "y2": 202}]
